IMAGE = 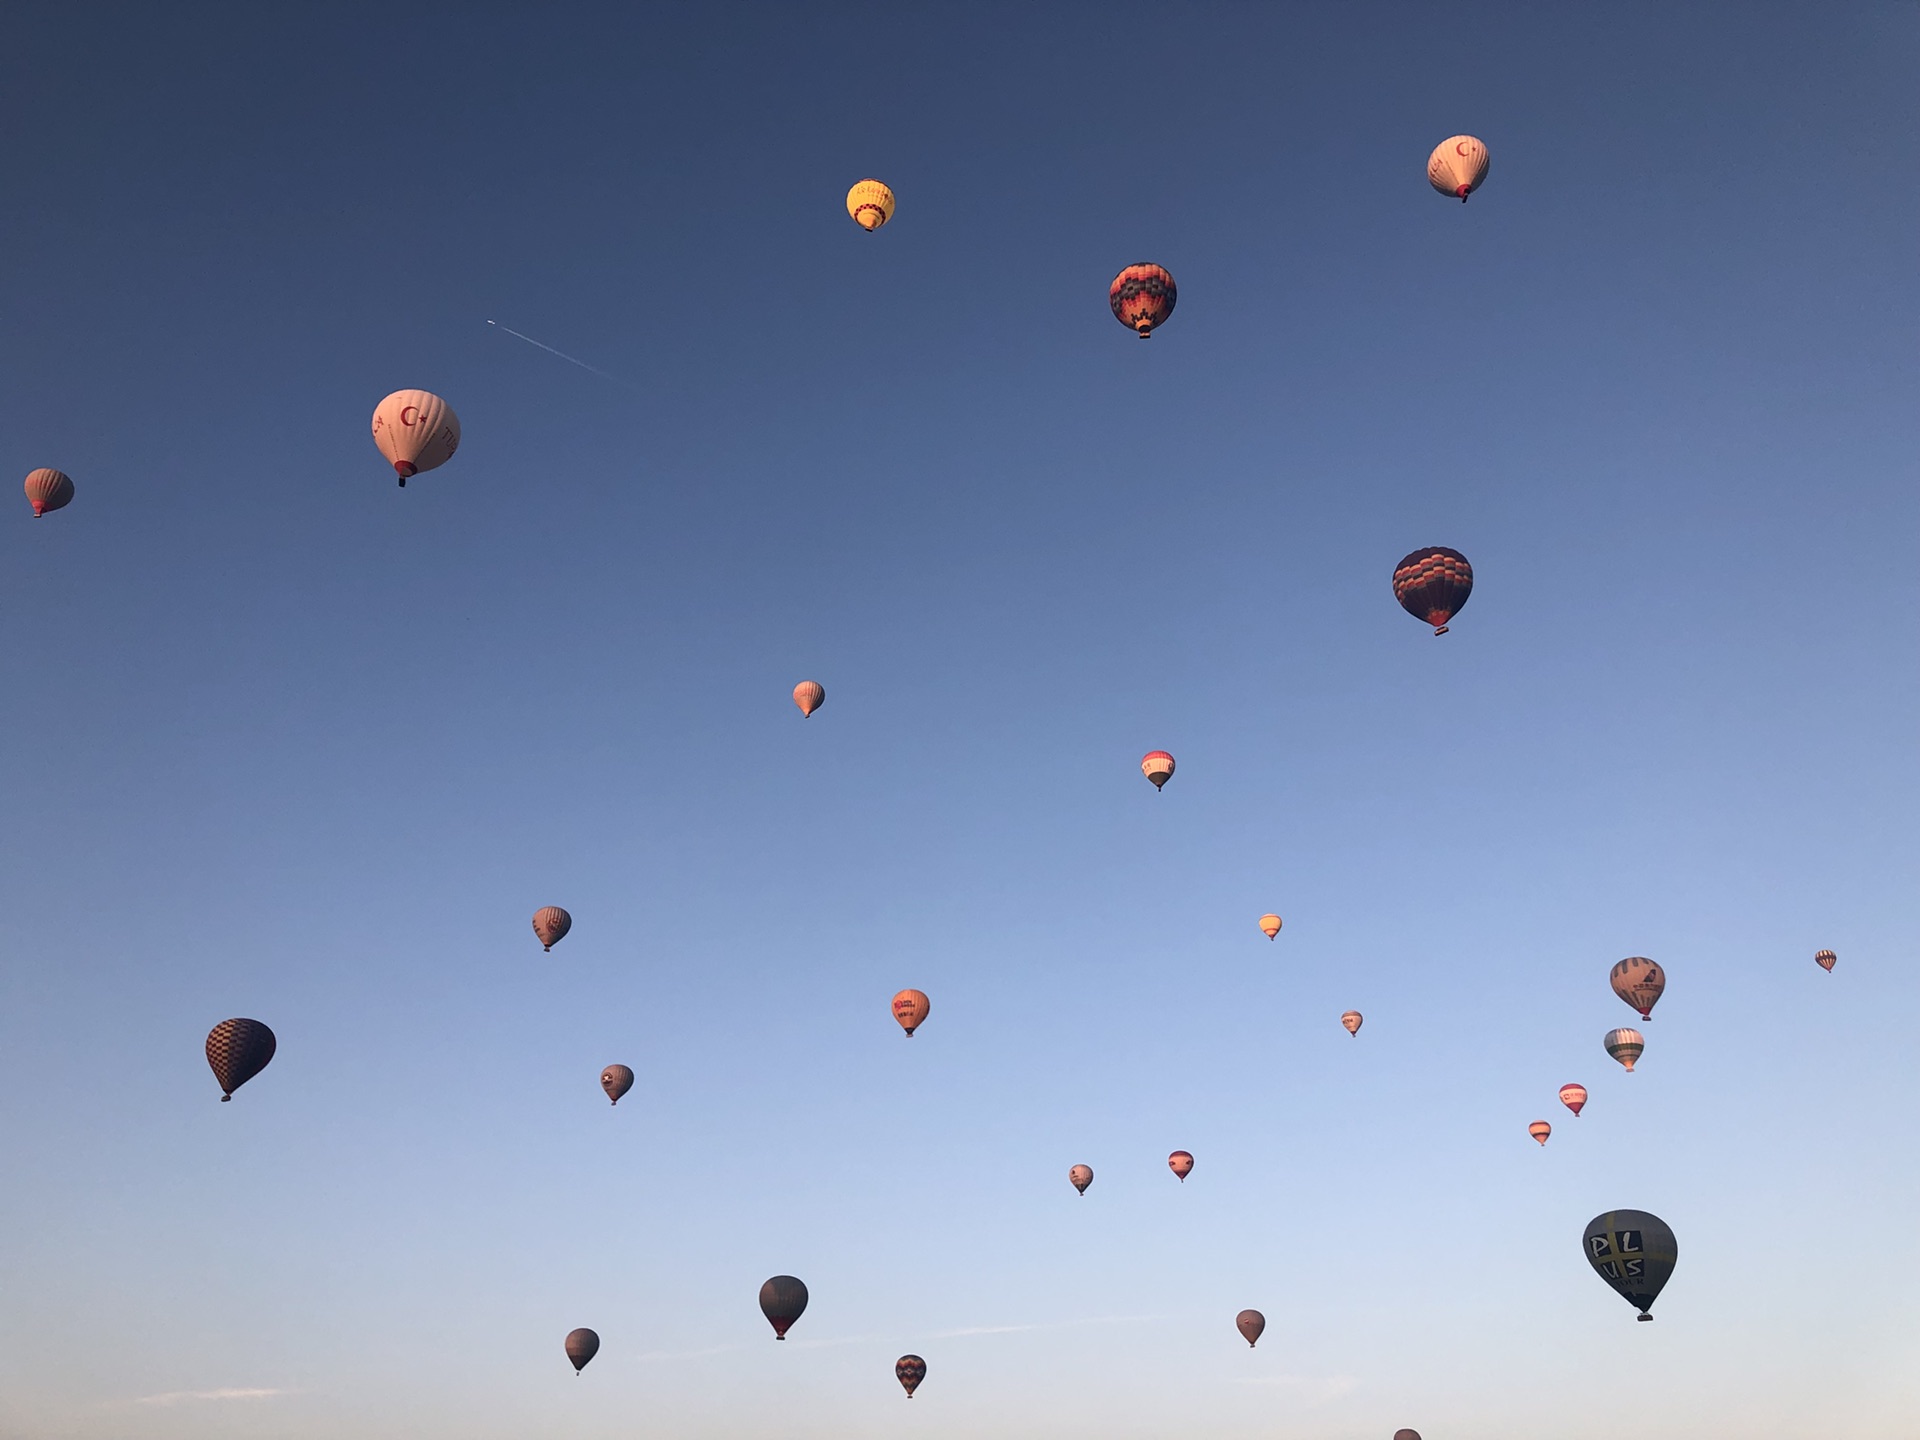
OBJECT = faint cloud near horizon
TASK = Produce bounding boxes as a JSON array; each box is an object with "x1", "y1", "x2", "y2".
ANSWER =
[
  {"x1": 1231, "y1": 1373, "x2": 1359, "y2": 1406},
  {"x1": 136, "y1": 1387, "x2": 288, "y2": 1407}
]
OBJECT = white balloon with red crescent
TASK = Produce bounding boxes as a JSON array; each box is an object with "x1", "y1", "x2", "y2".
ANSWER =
[
  {"x1": 1427, "y1": 135, "x2": 1489, "y2": 201},
  {"x1": 372, "y1": 389, "x2": 461, "y2": 486}
]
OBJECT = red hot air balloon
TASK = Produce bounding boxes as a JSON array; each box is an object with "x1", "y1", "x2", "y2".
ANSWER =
[
  {"x1": 1393, "y1": 547, "x2": 1474, "y2": 635},
  {"x1": 1141, "y1": 751, "x2": 1175, "y2": 790},
  {"x1": 1168, "y1": 1150, "x2": 1194, "y2": 1182},
  {"x1": 1235, "y1": 1309, "x2": 1265, "y2": 1347},
  {"x1": 793, "y1": 680, "x2": 824, "y2": 717},
  {"x1": 1559, "y1": 1083, "x2": 1588, "y2": 1117},
  {"x1": 601, "y1": 1064, "x2": 634, "y2": 1106},
  {"x1": 565, "y1": 1328, "x2": 600, "y2": 1374},
  {"x1": 760, "y1": 1275, "x2": 809, "y2": 1339},
  {"x1": 24, "y1": 468, "x2": 74, "y2": 517},
  {"x1": 1069, "y1": 1164, "x2": 1093, "y2": 1195},
  {"x1": 1814, "y1": 949, "x2": 1837, "y2": 972},
  {"x1": 1110, "y1": 263, "x2": 1177, "y2": 338},
  {"x1": 532, "y1": 906, "x2": 572, "y2": 952},
  {"x1": 891, "y1": 989, "x2": 930, "y2": 1036},
  {"x1": 205, "y1": 1018, "x2": 276, "y2": 1101},
  {"x1": 1609, "y1": 957, "x2": 1665, "y2": 1019},
  {"x1": 1395, "y1": 1431, "x2": 1425, "y2": 1440},
  {"x1": 895, "y1": 1354, "x2": 926, "y2": 1398},
  {"x1": 1528, "y1": 1120, "x2": 1552, "y2": 1146}
]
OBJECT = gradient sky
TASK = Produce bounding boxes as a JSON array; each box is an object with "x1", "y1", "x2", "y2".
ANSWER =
[{"x1": 0, "y1": 5, "x2": 1916, "y2": 1438}]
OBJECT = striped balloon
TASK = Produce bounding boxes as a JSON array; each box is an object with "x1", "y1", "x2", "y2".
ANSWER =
[
  {"x1": 1815, "y1": 949, "x2": 1836, "y2": 972},
  {"x1": 1141, "y1": 750, "x2": 1175, "y2": 790},
  {"x1": 1559, "y1": 1083, "x2": 1588, "y2": 1117},
  {"x1": 759, "y1": 1275, "x2": 809, "y2": 1339},
  {"x1": 1609, "y1": 956, "x2": 1665, "y2": 1018},
  {"x1": 1340, "y1": 1010, "x2": 1363, "y2": 1036},
  {"x1": 1168, "y1": 1150, "x2": 1194, "y2": 1181},
  {"x1": 1528, "y1": 1120, "x2": 1551, "y2": 1146},
  {"x1": 532, "y1": 906, "x2": 572, "y2": 951},
  {"x1": 891, "y1": 988, "x2": 930, "y2": 1036},
  {"x1": 1069, "y1": 1164, "x2": 1093, "y2": 1195},
  {"x1": 895, "y1": 1354, "x2": 926, "y2": 1398},
  {"x1": 24, "y1": 468, "x2": 74, "y2": 517},
  {"x1": 205, "y1": 1018, "x2": 276, "y2": 1101},
  {"x1": 370, "y1": 389, "x2": 460, "y2": 486},
  {"x1": 1426, "y1": 134, "x2": 1490, "y2": 201},
  {"x1": 1109, "y1": 263, "x2": 1177, "y2": 338},
  {"x1": 793, "y1": 680, "x2": 825, "y2": 717},
  {"x1": 1583, "y1": 1209, "x2": 1678, "y2": 1320},
  {"x1": 565, "y1": 1327, "x2": 599, "y2": 1373},
  {"x1": 1235, "y1": 1309, "x2": 1265, "y2": 1348},
  {"x1": 1392, "y1": 547, "x2": 1473, "y2": 635},
  {"x1": 1605, "y1": 1027, "x2": 1645, "y2": 1072},
  {"x1": 1258, "y1": 913, "x2": 1282, "y2": 939},
  {"x1": 600, "y1": 1064, "x2": 634, "y2": 1106}
]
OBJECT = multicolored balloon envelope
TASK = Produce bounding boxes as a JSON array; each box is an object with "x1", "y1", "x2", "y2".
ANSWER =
[
  {"x1": 1427, "y1": 134, "x2": 1489, "y2": 200},
  {"x1": 1583, "y1": 1209, "x2": 1678, "y2": 1320},
  {"x1": 601, "y1": 1064, "x2": 634, "y2": 1106},
  {"x1": 1815, "y1": 949, "x2": 1837, "y2": 973},
  {"x1": 1236, "y1": 1309, "x2": 1265, "y2": 1347},
  {"x1": 1528, "y1": 1120, "x2": 1551, "y2": 1146},
  {"x1": 1341, "y1": 1010, "x2": 1363, "y2": 1036},
  {"x1": 24, "y1": 468, "x2": 74, "y2": 517},
  {"x1": 760, "y1": 1275, "x2": 809, "y2": 1339},
  {"x1": 371, "y1": 389, "x2": 460, "y2": 486},
  {"x1": 1259, "y1": 913, "x2": 1282, "y2": 939},
  {"x1": 206, "y1": 1018, "x2": 276, "y2": 1101},
  {"x1": 1141, "y1": 750, "x2": 1175, "y2": 790},
  {"x1": 533, "y1": 906, "x2": 572, "y2": 952},
  {"x1": 1168, "y1": 1150, "x2": 1194, "y2": 1181},
  {"x1": 565, "y1": 1327, "x2": 599, "y2": 1374},
  {"x1": 1610, "y1": 956, "x2": 1666, "y2": 1018},
  {"x1": 1559, "y1": 1083, "x2": 1588, "y2": 1116},
  {"x1": 1069, "y1": 1164, "x2": 1093, "y2": 1195},
  {"x1": 1392, "y1": 546, "x2": 1473, "y2": 635},
  {"x1": 895, "y1": 1353, "x2": 926, "y2": 1398},
  {"x1": 793, "y1": 680, "x2": 825, "y2": 717},
  {"x1": 1605, "y1": 1028, "x2": 1645, "y2": 1072},
  {"x1": 846, "y1": 180, "x2": 896, "y2": 231},
  {"x1": 1109, "y1": 263, "x2": 1177, "y2": 337},
  {"x1": 891, "y1": 989, "x2": 930, "y2": 1036}
]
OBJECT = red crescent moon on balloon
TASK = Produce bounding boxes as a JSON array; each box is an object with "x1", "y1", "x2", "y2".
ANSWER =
[{"x1": 1456, "y1": 141, "x2": 1471, "y2": 156}]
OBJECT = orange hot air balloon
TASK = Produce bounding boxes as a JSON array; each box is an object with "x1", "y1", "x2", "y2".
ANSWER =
[
  {"x1": 1068, "y1": 1164, "x2": 1093, "y2": 1195},
  {"x1": 1605, "y1": 1027, "x2": 1645, "y2": 1072},
  {"x1": 1427, "y1": 135, "x2": 1489, "y2": 201},
  {"x1": 24, "y1": 468, "x2": 74, "y2": 517},
  {"x1": 1141, "y1": 751, "x2": 1175, "y2": 790},
  {"x1": 1258, "y1": 914, "x2": 1282, "y2": 940},
  {"x1": 1814, "y1": 949, "x2": 1836, "y2": 973},
  {"x1": 891, "y1": 988, "x2": 930, "y2": 1037},
  {"x1": 1340, "y1": 1010, "x2": 1362, "y2": 1036},
  {"x1": 1609, "y1": 956, "x2": 1665, "y2": 1019},
  {"x1": 1528, "y1": 1120, "x2": 1552, "y2": 1146},
  {"x1": 371, "y1": 389, "x2": 460, "y2": 487},
  {"x1": 1168, "y1": 1150, "x2": 1194, "y2": 1182},
  {"x1": 1110, "y1": 263, "x2": 1176, "y2": 338},
  {"x1": 1235, "y1": 1309, "x2": 1265, "y2": 1347},
  {"x1": 793, "y1": 680, "x2": 825, "y2": 717},
  {"x1": 1393, "y1": 546, "x2": 1473, "y2": 635},
  {"x1": 532, "y1": 906, "x2": 572, "y2": 952},
  {"x1": 1559, "y1": 1083, "x2": 1588, "y2": 1117}
]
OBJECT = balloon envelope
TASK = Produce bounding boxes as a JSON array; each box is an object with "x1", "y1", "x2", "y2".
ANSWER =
[
  {"x1": 895, "y1": 1354, "x2": 926, "y2": 1398},
  {"x1": 1583, "y1": 1209, "x2": 1678, "y2": 1319},
  {"x1": 1529, "y1": 1120, "x2": 1552, "y2": 1146},
  {"x1": 1141, "y1": 750, "x2": 1175, "y2": 790},
  {"x1": 1815, "y1": 949, "x2": 1836, "y2": 972},
  {"x1": 206, "y1": 1018, "x2": 276, "y2": 1101},
  {"x1": 24, "y1": 468, "x2": 74, "y2": 517},
  {"x1": 533, "y1": 906, "x2": 572, "y2": 951},
  {"x1": 1258, "y1": 913, "x2": 1282, "y2": 939},
  {"x1": 1394, "y1": 1431, "x2": 1424, "y2": 1440},
  {"x1": 846, "y1": 179, "x2": 896, "y2": 231},
  {"x1": 1341, "y1": 1010, "x2": 1363, "y2": 1036},
  {"x1": 1168, "y1": 1150, "x2": 1194, "y2": 1181},
  {"x1": 1393, "y1": 546, "x2": 1473, "y2": 634},
  {"x1": 1069, "y1": 1164, "x2": 1093, "y2": 1195},
  {"x1": 891, "y1": 988, "x2": 930, "y2": 1036},
  {"x1": 760, "y1": 1275, "x2": 809, "y2": 1339},
  {"x1": 1109, "y1": 263, "x2": 1177, "y2": 337},
  {"x1": 1605, "y1": 1028, "x2": 1645, "y2": 1072},
  {"x1": 601, "y1": 1064, "x2": 634, "y2": 1106},
  {"x1": 1427, "y1": 134, "x2": 1489, "y2": 200},
  {"x1": 1235, "y1": 1309, "x2": 1265, "y2": 1347},
  {"x1": 565, "y1": 1327, "x2": 599, "y2": 1372},
  {"x1": 793, "y1": 680, "x2": 825, "y2": 717},
  {"x1": 371, "y1": 389, "x2": 460, "y2": 485},
  {"x1": 1610, "y1": 956, "x2": 1666, "y2": 1018},
  {"x1": 1559, "y1": 1083, "x2": 1588, "y2": 1116}
]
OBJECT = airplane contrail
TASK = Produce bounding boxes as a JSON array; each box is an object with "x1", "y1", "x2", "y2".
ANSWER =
[{"x1": 486, "y1": 319, "x2": 632, "y2": 387}]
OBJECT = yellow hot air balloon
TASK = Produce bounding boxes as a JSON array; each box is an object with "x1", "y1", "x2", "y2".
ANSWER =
[
  {"x1": 1427, "y1": 135, "x2": 1489, "y2": 201},
  {"x1": 1258, "y1": 914, "x2": 1282, "y2": 940},
  {"x1": 1528, "y1": 1120, "x2": 1552, "y2": 1146},
  {"x1": 846, "y1": 180, "x2": 895, "y2": 231},
  {"x1": 371, "y1": 389, "x2": 460, "y2": 487}
]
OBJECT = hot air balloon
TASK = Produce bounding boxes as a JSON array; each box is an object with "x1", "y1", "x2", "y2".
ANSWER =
[
  {"x1": 1529, "y1": 1120, "x2": 1552, "y2": 1146},
  {"x1": 1169, "y1": 1150, "x2": 1194, "y2": 1182},
  {"x1": 895, "y1": 1354, "x2": 926, "y2": 1398},
  {"x1": 760, "y1": 1275, "x2": 809, "y2": 1339},
  {"x1": 846, "y1": 180, "x2": 896, "y2": 231},
  {"x1": 793, "y1": 680, "x2": 825, "y2": 717},
  {"x1": 565, "y1": 1327, "x2": 600, "y2": 1374},
  {"x1": 205, "y1": 1018, "x2": 276, "y2": 1101},
  {"x1": 1583, "y1": 1209, "x2": 1677, "y2": 1320},
  {"x1": 1235, "y1": 1310, "x2": 1265, "y2": 1348},
  {"x1": 1394, "y1": 1431, "x2": 1424, "y2": 1440},
  {"x1": 1141, "y1": 750, "x2": 1175, "y2": 790},
  {"x1": 1069, "y1": 1164, "x2": 1093, "y2": 1195},
  {"x1": 1560, "y1": 1083, "x2": 1588, "y2": 1117},
  {"x1": 1393, "y1": 546, "x2": 1473, "y2": 635},
  {"x1": 1427, "y1": 135, "x2": 1489, "y2": 201},
  {"x1": 1259, "y1": 913, "x2": 1282, "y2": 939},
  {"x1": 1610, "y1": 956, "x2": 1665, "y2": 1019},
  {"x1": 371, "y1": 390, "x2": 460, "y2": 487},
  {"x1": 601, "y1": 1064, "x2": 634, "y2": 1106},
  {"x1": 1815, "y1": 949, "x2": 1836, "y2": 972},
  {"x1": 1110, "y1": 263, "x2": 1177, "y2": 338},
  {"x1": 24, "y1": 468, "x2": 74, "y2": 517},
  {"x1": 533, "y1": 906, "x2": 572, "y2": 952},
  {"x1": 1604, "y1": 1028, "x2": 1644, "y2": 1072},
  {"x1": 1341, "y1": 1010, "x2": 1363, "y2": 1036},
  {"x1": 891, "y1": 988, "x2": 930, "y2": 1037}
]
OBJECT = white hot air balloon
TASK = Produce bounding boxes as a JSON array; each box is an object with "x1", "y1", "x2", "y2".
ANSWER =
[
  {"x1": 1427, "y1": 135, "x2": 1489, "y2": 202},
  {"x1": 372, "y1": 390, "x2": 461, "y2": 487}
]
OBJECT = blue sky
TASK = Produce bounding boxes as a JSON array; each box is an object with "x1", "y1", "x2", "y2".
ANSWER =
[{"x1": 0, "y1": 4, "x2": 1915, "y2": 1437}]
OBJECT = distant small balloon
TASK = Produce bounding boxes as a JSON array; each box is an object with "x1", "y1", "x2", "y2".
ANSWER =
[
  {"x1": 601, "y1": 1064, "x2": 634, "y2": 1106},
  {"x1": 1259, "y1": 913, "x2": 1282, "y2": 939},
  {"x1": 1393, "y1": 546, "x2": 1473, "y2": 635},
  {"x1": 1610, "y1": 956, "x2": 1665, "y2": 1019},
  {"x1": 565, "y1": 1327, "x2": 599, "y2": 1374},
  {"x1": 1529, "y1": 1120, "x2": 1552, "y2": 1146},
  {"x1": 891, "y1": 988, "x2": 930, "y2": 1037},
  {"x1": 1341, "y1": 1010, "x2": 1363, "y2": 1036},
  {"x1": 1815, "y1": 949, "x2": 1836, "y2": 973},
  {"x1": 1069, "y1": 1164, "x2": 1093, "y2": 1195},
  {"x1": 895, "y1": 1354, "x2": 926, "y2": 1398},
  {"x1": 533, "y1": 906, "x2": 572, "y2": 952},
  {"x1": 846, "y1": 179, "x2": 896, "y2": 231},
  {"x1": 1605, "y1": 1028, "x2": 1645, "y2": 1073},
  {"x1": 1427, "y1": 134, "x2": 1489, "y2": 201},
  {"x1": 793, "y1": 680, "x2": 825, "y2": 717},
  {"x1": 760, "y1": 1275, "x2": 809, "y2": 1339},
  {"x1": 1141, "y1": 750, "x2": 1175, "y2": 790},
  {"x1": 24, "y1": 468, "x2": 74, "y2": 517},
  {"x1": 1559, "y1": 1083, "x2": 1588, "y2": 1117},
  {"x1": 1394, "y1": 1431, "x2": 1424, "y2": 1440},
  {"x1": 1235, "y1": 1309, "x2": 1265, "y2": 1348},
  {"x1": 1168, "y1": 1150, "x2": 1194, "y2": 1182},
  {"x1": 1109, "y1": 263, "x2": 1177, "y2": 338},
  {"x1": 1583, "y1": 1209, "x2": 1678, "y2": 1320},
  {"x1": 206, "y1": 1018, "x2": 276, "y2": 1101},
  {"x1": 371, "y1": 389, "x2": 460, "y2": 487}
]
